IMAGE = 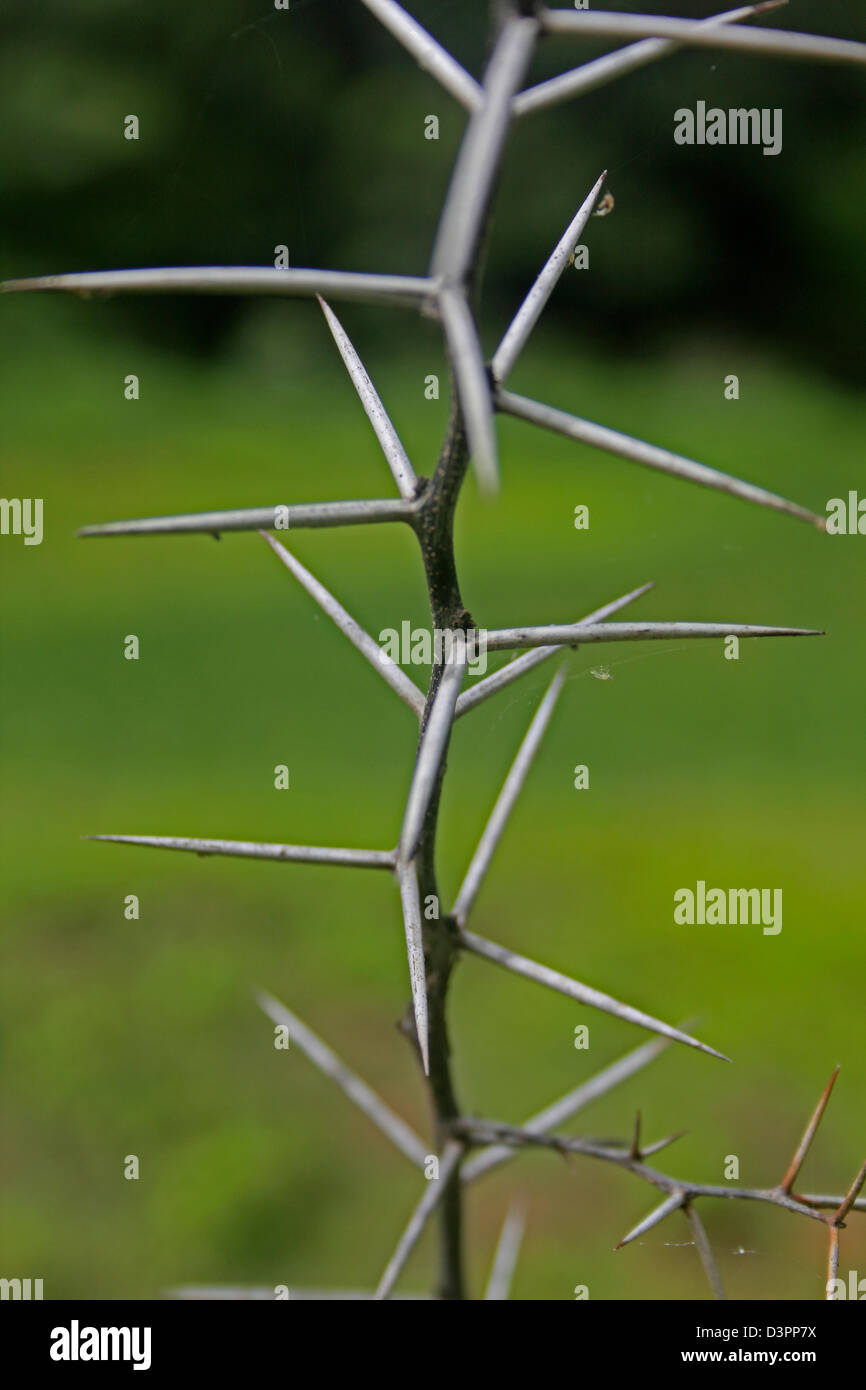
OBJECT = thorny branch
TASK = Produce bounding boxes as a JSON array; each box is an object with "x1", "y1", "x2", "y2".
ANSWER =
[{"x1": 6, "y1": 0, "x2": 865, "y2": 1300}]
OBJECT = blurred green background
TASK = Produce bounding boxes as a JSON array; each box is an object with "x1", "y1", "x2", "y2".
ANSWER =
[{"x1": 1, "y1": 0, "x2": 865, "y2": 1300}]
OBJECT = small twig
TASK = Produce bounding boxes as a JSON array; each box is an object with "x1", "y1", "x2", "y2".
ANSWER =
[
  {"x1": 255, "y1": 991, "x2": 428, "y2": 1168},
  {"x1": 452, "y1": 1118, "x2": 834, "y2": 1228},
  {"x1": 792, "y1": 1193, "x2": 866, "y2": 1214}
]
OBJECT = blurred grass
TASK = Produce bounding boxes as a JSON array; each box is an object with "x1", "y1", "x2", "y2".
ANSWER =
[{"x1": 1, "y1": 296, "x2": 865, "y2": 1299}]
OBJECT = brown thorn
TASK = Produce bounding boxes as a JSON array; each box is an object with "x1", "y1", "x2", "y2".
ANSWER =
[
  {"x1": 779, "y1": 1064, "x2": 840, "y2": 1194},
  {"x1": 833, "y1": 1155, "x2": 866, "y2": 1227}
]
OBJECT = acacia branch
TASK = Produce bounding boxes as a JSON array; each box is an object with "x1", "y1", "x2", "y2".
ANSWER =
[{"x1": 451, "y1": 1118, "x2": 840, "y2": 1229}]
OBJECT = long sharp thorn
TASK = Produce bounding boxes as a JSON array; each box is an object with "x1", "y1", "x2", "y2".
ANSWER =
[
  {"x1": 261, "y1": 532, "x2": 424, "y2": 717},
  {"x1": 483, "y1": 621, "x2": 823, "y2": 652},
  {"x1": 1, "y1": 266, "x2": 437, "y2": 308},
  {"x1": 397, "y1": 860, "x2": 430, "y2": 1076},
  {"x1": 779, "y1": 1064, "x2": 841, "y2": 1194},
  {"x1": 170, "y1": 1286, "x2": 433, "y2": 1300},
  {"x1": 463, "y1": 1033, "x2": 672, "y2": 1184},
  {"x1": 317, "y1": 298, "x2": 418, "y2": 499},
  {"x1": 616, "y1": 1191, "x2": 685, "y2": 1250},
  {"x1": 458, "y1": 929, "x2": 730, "y2": 1061},
  {"x1": 254, "y1": 991, "x2": 427, "y2": 1168},
  {"x1": 492, "y1": 171, "x2": 607, "y2": 382},
  {"x1": 430, "y1": 16, "x2": 539, "y2": 283},
  {"x1": 373, "y1": 1143, "x2": 463, "y2": 1300},
  {"x1": 514, "y1": 5, "x2": 787, "y2": 117},
  {"x1": 453, "y1": 666, "x2": 566, "y2": 925},
  {"x1": 497, "y1": 389, "x2": 826, "y2": 528},
  {"x1": 484, "y1": 1202, "x2": 526, "y2": 1300},
  {"x1": 79, "y1": 498, "x2": 417, "y2": 538},
  {"x1": 685, "y1": 1204, "x2": 727, "y2": 1300},
  {"x1": 455, "y1": 581, "x2": 654, "y2": 718},
  {"x1": 833, "y1": 1157, "x2": 866, "y2": 1227},
  {"x1": 540, "y1": 11, "x2": 866, "y2": 71},
  {"x1": 399, "y1": 656, "x2": 466, "y2": 862},
  {"x1": 358, "y1": 0, "x2": 483, "y2": 111},
  {"x1": 87, "y1": 834, "x2": 396, "y2": 869},
  {"x1": 439, "y1": 287, "x2": 499, "y2": 494}
]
